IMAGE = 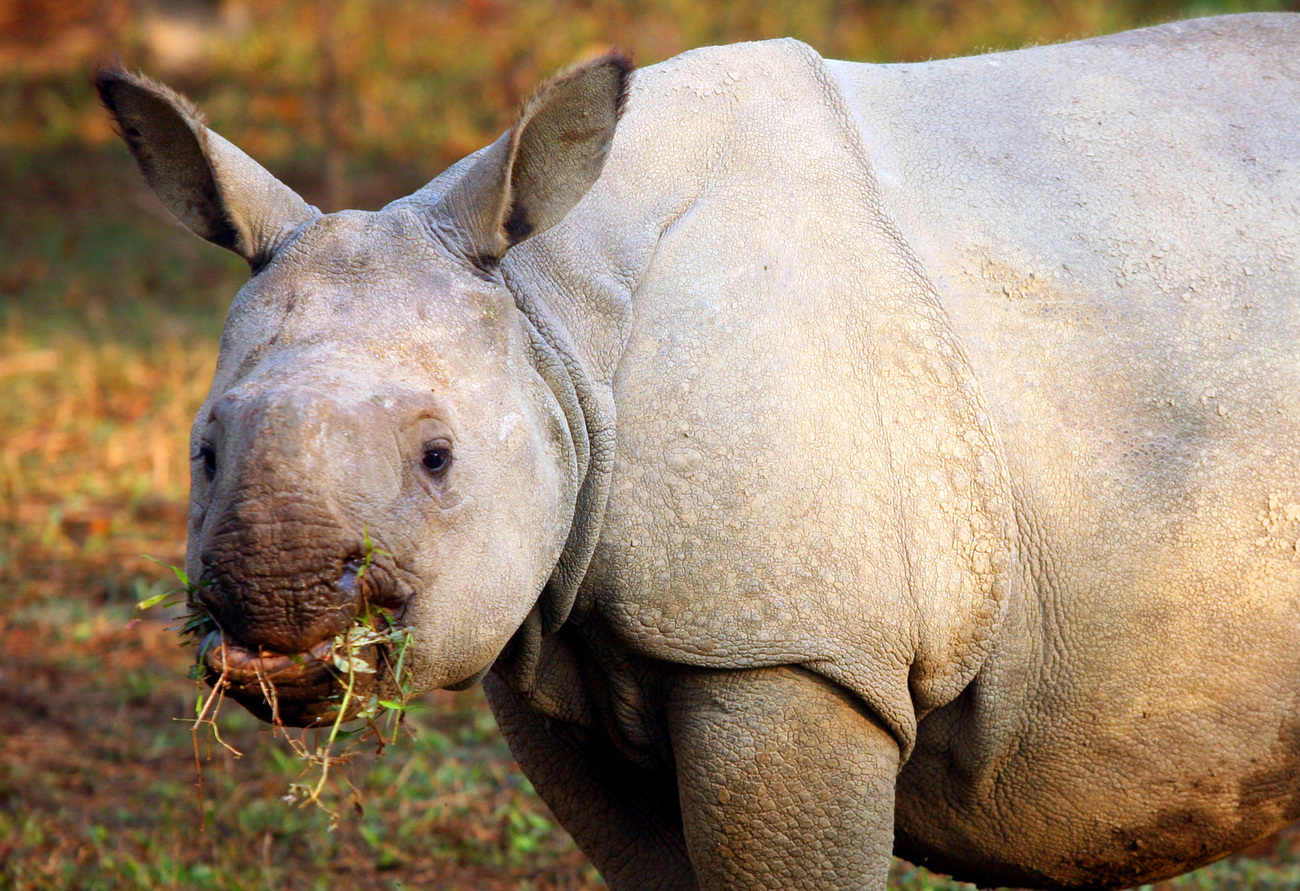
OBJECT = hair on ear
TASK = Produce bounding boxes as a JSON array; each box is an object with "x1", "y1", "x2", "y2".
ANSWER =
[{"x1": 94, "y1": 65, "x2": 319, "y2": 265}]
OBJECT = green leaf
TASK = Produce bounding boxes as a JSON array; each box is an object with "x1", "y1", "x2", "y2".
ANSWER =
[
  {"x1": 143, "y1": 555, "x2": 190, "y2": 586},
  {"x1": 196, "y1": 631, "x2": 218, "y2": 663},
  {"x1": 332, "y1": 651, "x2": 376, "y2": 674},
  {"x1": 180, "y1": 613, "x2": 217, "y2": 636},
  {"x1": 136, "y1": 591, "x2": 177, "y2": 610}
]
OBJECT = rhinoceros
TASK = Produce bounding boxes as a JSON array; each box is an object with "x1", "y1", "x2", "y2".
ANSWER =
[{"x1": 98, "y1": 12, "x2": 1300, "y2": 890}]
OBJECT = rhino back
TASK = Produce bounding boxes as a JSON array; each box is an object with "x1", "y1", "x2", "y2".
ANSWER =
[{"x1": 831, "y1": 14, "x2": 1300, "y2": 885}]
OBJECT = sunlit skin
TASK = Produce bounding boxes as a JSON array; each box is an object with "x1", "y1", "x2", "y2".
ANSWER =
[{"x1": 100, "y1": 14, "x2": 1300, "y2": 890}]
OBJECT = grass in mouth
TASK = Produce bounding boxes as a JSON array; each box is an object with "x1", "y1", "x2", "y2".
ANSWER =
[
  {"x1": 274, "y1": 601, "x2": 418, "y2": 823},
  {"x1": 137, "y1": 552, "x2": 420, "y2": 829}
]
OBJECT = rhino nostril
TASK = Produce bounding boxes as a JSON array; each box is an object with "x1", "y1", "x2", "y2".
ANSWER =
[
  {"x1": 340, "y1": 550, "x2": 407, "y2": 610},
  {"x1": 338, "y1": 560, "x2": 363, "y2": 601}
]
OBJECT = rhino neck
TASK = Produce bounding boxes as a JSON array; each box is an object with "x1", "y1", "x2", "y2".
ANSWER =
[
  {"x1": 489, "y1": 86, "x2": 697, "y2": 690},
  {"x1": 517, "y1": 298, "x2": 616, "y2": 635},
  {"x1": 489, "y1": 254, "x2": 627, "y2": 694}
]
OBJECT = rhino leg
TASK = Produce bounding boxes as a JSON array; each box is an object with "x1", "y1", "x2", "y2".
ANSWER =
[
  {"x1": 668, "y1": 666, "x2": 898, "y2": 891},
  {"x1": 482, "y1": 672, "x2": 699, "y2": 891}
]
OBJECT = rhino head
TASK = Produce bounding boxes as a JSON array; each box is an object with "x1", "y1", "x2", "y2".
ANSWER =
[{"x1": 97, "y1": 57, "x2": 630, "y2": 725}]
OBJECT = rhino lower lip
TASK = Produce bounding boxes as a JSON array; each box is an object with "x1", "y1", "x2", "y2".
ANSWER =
[{"x1": 201, "y1": 631, "x2": 377, "y2": 727}]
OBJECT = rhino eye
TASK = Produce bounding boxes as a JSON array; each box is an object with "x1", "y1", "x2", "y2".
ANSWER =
[
  {"x1": 194, "y1": 443, "x2": 217, "y2": 480},
  {"x1": 421, "y1": 444, "x2": 452, "y2": 477}
]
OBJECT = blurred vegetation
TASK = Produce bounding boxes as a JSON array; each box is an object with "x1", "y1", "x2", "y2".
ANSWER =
[
  {"x1": 3, "y1": 0, "x2": 1298, "y2": 205},
  {"x1": 2, "y1": 0, "x2": 1300, "y2": 888}
]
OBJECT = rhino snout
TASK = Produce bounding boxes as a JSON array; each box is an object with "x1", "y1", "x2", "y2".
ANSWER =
[{"x1": 196, "y1": 528, "x2": 403, "y2": 656}]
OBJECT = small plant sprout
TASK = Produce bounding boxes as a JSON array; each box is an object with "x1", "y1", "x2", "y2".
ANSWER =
[
  {"x1": 273, "y1": 608, "x2": 419, "y2": 825},
  {"x1": 137, "y1": 557, "x2": 421, "y2": 828},
  {"x1": 135, "y1": 559, "x2": 232, "y2": 825},
  {"x1": 356, "y1": 526, "x2": 390, "y2": 580},
  {"x1": 137, "y1": 557, "x2": 219, "y2": 644}
]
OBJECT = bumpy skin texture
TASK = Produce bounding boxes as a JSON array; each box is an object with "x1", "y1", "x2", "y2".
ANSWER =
[
  {"x1": 668, "y1": 667, "x2": 899, "y2": 890},
  {"x1": 498, "y1": 19, "x2": 1300, "y2": 889},
  {"x1": 102, "y1": 15, "x2": 1300, "y2": 891},
  {"x1": 825, "y1": 17, "x2": 1300, "y2": 888}
]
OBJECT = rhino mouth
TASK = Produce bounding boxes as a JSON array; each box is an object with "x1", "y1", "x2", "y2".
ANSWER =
[
  {"x1": 199, "y1": 630, "x2": 381, "y2": 728},
  {"x1": 191, "y1": 534, "x2": 410, "y2": 727}
]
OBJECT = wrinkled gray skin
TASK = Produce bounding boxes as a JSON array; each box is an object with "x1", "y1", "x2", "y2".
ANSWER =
[{"x1": 99, "y1": 13, "x2": 1300, "y2": 890}]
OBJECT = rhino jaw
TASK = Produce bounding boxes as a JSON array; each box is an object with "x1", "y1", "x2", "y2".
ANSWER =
[{"x1": 200, "y1": 628, "x2": 386, "y2": 728}]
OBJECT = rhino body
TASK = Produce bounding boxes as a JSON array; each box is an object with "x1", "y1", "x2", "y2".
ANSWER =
[{"x1": 100, "y1": 13, "x2": 1300, "y2": 890}]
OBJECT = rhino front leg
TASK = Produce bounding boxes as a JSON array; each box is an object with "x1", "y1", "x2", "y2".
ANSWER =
[
  {"x1": 483, "y1": 671, "x2": 699, "y2": 891},
  {"x1": 668, "y1": 665, "x2": 899, "y2": 890}
]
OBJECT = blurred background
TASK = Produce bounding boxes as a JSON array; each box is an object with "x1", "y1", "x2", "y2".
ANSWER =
[{"x1": 3, "y1": 1, "x2": 1300, "y2": 888}]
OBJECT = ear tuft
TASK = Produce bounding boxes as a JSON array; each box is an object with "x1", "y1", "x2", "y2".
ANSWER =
[
  {"x1": 95, "y1": 65, "x2": 319, "y2": 267},
  {"x1": 422, "y1": 51, "x2": 634, "y2": 266},
  {"x1": 605, "y1": 50, "x2": 635, "y2": 121},
  {"x1": 94, "y1": 65, "x2": 210, "y2": 135},
  {"x1": 515, "y1": 49, "x2": 634, "y2": 125}
]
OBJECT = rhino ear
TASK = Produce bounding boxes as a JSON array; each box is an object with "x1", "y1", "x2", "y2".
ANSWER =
[
  {"x1": 95, "y1": 67, "x2": 319, "y2": 269},
  {"x1": 435, "y1": 52, "x2": 632, "y2": 266}
]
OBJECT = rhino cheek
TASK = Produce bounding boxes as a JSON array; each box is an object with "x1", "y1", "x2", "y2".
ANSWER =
[
  {"x1": 399, "y1": 564, "x2": 536, "y2": 690},
  {"x1": 400, "y1": 444, "x2": 571, "y2": 689}
]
